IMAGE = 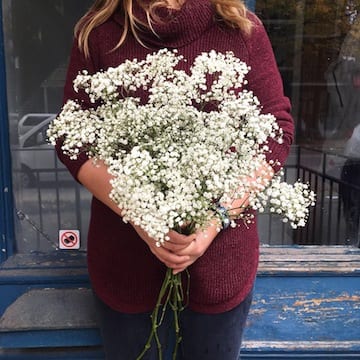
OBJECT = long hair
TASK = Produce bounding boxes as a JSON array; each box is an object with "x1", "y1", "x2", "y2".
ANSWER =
[{"x1": 75, "y1": 0, "x2": 253, "y2": 57}]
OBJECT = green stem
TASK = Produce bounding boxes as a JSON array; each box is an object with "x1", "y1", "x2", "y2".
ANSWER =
[
  {"x1": 136, "y1": 267, "x2": 189, "y2": 360},
  {"x1": 171, "y1": 285, "x2": 182, "y2": 360},
  {"x1": 136, "y1": 268, "x2": 172, "y2": 360}
]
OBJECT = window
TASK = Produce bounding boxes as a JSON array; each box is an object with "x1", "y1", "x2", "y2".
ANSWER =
[
  {"x1": 257, "y1": 0, "x2": 360, "y2": 247},
  {"x1": 2, "y1": 0, "x2": 93, "y2": 256},
  {"x1": 1, "y1": 0, "x2": 359, "y2": 266}
]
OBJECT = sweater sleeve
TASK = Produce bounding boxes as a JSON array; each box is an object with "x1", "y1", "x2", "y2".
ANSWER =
[
  {"x1": 55, "y1": 34, "x2": 98, "y2": 181},
  {"x1": 245, "y1": 15, "x2": 294, "y2": 172}
]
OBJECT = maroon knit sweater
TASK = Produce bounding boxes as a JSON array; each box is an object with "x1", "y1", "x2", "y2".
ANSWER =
[{"x1": 56, "y1": 0, "x2": 294, "y2": 314}]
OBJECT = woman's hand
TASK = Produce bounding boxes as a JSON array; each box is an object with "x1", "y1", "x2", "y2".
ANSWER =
[
  {"x1": 132, "y1": 220, "x2": 219, "y2": 274},
  {"x1": 131, "y1": 223, "x2": 195, "y2": 271},
  {"x1": 167, "y1": 219, "x2": 220, "y2": 274},
  {"x1": 77, "y1": 159, "x2": 210, "y2": 272}
]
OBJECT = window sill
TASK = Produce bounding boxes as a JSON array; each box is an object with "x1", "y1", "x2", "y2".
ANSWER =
[
  {"x1": 1, "y1": 246, "x2": 360, "y2": 277},
  {"x1": 0, "y1": 252, "x2": 88, "y2": 279},
  {"x1": 258, "y1": 245, "x2": 360, "y2": 275}
]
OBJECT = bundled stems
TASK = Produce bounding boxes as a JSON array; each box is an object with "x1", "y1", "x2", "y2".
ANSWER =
[{"x1": 136, "y1": 267, "x2": 190, "y2": 360}]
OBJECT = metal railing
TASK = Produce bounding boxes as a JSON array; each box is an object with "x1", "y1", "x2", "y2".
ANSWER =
[
  {"x1": 259, "y1": 146, "x2": 360, "y2": 247},
  {"x1": 11, "y1": 146, "x2": 360, "y2": 253}
]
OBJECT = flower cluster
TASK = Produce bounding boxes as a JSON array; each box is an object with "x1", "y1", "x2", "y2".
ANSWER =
[
  {"x1": 249, "y1": 172, "x2": 316, "y2": 228},
  {"x1": 48, "y1": 49, "x2": 314, "y2": 244}
]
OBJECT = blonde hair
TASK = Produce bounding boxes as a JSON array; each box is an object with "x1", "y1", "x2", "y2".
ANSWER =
[{"x1": 76, "y1": 0, "x2": 253, "y2": 57}]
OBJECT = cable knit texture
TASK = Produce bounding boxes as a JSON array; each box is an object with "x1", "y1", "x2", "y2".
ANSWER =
[{"x1": 56, "y1": 0, "x2": 294, "y2": 314}]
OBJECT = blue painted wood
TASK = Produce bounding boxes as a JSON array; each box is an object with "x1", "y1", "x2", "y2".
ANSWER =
[
  {"x1": 0, "y1": 273, "x2": 358, "y2": 356},
  {"x1": 0, "y1": 349, "x2": 103, "y2": 360},
  {"x1": 241, "y1": 354, "x2": 360, "y2": 359},
  {"x1": 0, "y1": 253, "x2": 89, "y2": 316},
  {"x1": 0, "y1": 1, "x2": 15, "y2": 263},
  {"x1": 0, "y1": 329, "x2": 102, "y2": 348},
  {"x1": 0, "y1": 285, "x2": 27, "y2": 318},
  {"x1": 244, "y1": 275, "x2": 360, "y2": 343}
]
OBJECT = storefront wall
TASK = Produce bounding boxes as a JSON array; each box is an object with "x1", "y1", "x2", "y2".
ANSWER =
[{"x1": 0, "y1": 0, "x2": 359, "y2": 358}]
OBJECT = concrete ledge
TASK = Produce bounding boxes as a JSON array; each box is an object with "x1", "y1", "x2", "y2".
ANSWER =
[{"x1": 0, "y1": 288, "x2": 97, "y2": 332}]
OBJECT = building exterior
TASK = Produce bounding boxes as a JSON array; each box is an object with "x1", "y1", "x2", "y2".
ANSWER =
[{"x1": 0, "y1": 0, "x2": 359, "y2": 358}]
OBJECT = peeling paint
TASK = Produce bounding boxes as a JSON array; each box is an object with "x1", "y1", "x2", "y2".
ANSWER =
[
  {"x1": 293, "y1": 295, "x2": 360, "y2": 307},
  {"x1": 242, "y1": 340, "x2": 360, "y2": 351},
  {"x1": 245, "y1": 275, "x2": 360, "y2": 343}
]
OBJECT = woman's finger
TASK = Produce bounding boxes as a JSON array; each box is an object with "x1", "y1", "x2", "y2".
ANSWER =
[
  {"x1": 151, "y1": 245, "x2": 191, "y2": 266},
  {"x1": 166, "y1": 230, "x2": 195, "y2": 245},
  {"x1": 161, "y1": 240, "x2": 193, "y2": 252}
]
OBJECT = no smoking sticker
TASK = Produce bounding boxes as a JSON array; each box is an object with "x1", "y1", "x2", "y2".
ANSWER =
[{"x1": 59, "y1": 230, "x2": 80, "y2": 250}]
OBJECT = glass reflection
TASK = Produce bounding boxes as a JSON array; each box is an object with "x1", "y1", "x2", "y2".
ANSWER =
[
  {"x1": 3, "y1": 0, "x2": 93, "y2": 253},
  {"x1": 2, "y1": 0, "x2": 359, "y2": 252}
]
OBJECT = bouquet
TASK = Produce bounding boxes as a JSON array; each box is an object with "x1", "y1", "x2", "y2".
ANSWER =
[{"x1": 48, "y1": 49, "x2": 315, "y2": 359}]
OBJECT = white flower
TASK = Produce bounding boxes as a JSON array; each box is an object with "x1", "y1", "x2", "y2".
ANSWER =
[{"x1": 48, "y1": 49, "x2": 315, "y2": 244}]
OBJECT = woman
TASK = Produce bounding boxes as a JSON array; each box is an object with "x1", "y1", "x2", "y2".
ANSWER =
[{"x1": 56, "y1": 0, "x2": 294, "y2": 358}]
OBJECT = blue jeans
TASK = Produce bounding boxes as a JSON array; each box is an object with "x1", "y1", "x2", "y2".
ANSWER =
[{"x1": 94, "y1": 290, "x2": 252, "y2": 360}]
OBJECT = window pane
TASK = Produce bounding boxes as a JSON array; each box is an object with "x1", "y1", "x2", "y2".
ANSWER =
[
  {"x1": 3, "y1": 0, "x2": 93, "y2": 253},
  {"x1": 257, "y1": 0, "x2": 360, "y2": 247},
  {"x1": 2, "y1": 0, "x2": 359, "y2": 255}
]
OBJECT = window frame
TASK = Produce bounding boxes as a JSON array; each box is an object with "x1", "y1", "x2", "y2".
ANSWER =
[
  {"x1": 0, "y1": 1, "x2": 359, "y2": 266},
  {"x1": 0, "y1": 2, "x2": 15, "y2": 263}
]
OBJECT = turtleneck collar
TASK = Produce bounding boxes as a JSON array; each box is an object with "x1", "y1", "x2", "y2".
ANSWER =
[{"x1": 112, "y1": 0, "x2": 216, "y2": 48}]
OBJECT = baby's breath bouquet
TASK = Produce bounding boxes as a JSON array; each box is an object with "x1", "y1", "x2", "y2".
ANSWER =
[{"x1": 48, "y1": 49, "x2": 315, "y2": 359}]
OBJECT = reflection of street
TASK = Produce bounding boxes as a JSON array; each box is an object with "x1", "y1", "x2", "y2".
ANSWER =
[
  {"x1": 17, "y1": 157, "x2": 358, "y2": 250},
  {"x1": 306, "y1": 153, "x2": 359, "y2": 246},
  {"x1": 339, "y1": 124, "x2": 360, "y2": 246},
  {"x1": 15, "y1": 185, "x2": 92, "y2": 253},
  {"x1": 259, "y1": 147, "x2": 360, "y2": 246},
  {"x1": 12, "y1": 146, "x2": 359, "y2": 251}
]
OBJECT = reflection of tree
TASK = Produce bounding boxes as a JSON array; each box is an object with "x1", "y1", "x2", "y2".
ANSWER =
[
  {"x1": 340, "y1": 14, "x2": 360, "y2": 61},
  {"x1": 256, "y1": 0, "x2": 298, "y2": 19},
  {"x1": 298, "y1": 0, "x2": 359, "y2": 141},
  {"x1": 324, "y1": 15, "x2": 360, "y2": 137},
  {"x1": 256, "y1": 0, "x2": 360, "y2": 141},
  {"x1": 301, "y1": 0, "x2": 356, "y2": 81},
  {"x1": 255, "y1": 1, "x2": 300, "y2": 101}
]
